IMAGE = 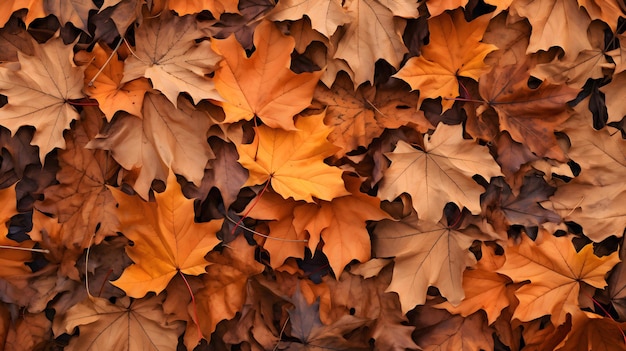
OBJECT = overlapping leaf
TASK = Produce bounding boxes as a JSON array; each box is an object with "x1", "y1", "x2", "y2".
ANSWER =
[{"x1": 110, "y1": 172, "x2": 223, "y2": 298}]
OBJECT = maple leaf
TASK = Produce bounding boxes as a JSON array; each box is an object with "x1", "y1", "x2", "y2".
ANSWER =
[
  {"x1": 53, "y1": 295, "x2": 184, "y2": 351},
  {"x1": 394, "y1": 9, "x2": 496, "y2": 112},
  {"x1": 86, "y1": 93, "x2": 216, "y2": 200},
  {"x1": 110, "y1": 171, "x2": 223, "y2": 298},
  {"x1": 0, "y1": 184, "x2": 36, "y2": 281},
  {"x1": 530, "y1": 49, "x2": 609, "y2": 89},
  {"x1": 601, "y1": 71, "x2": 626, "y2": 123},
  {"x1": 497, "y1": 233, "x2": 619, "y2": 326},
  {"x1": 76, "y1": 43, "x2": 150, "y2": 120},
  {"x1": 98, "y1": 0, "x2": 143, "y2": 38},
  {"x1": 192, "y1": 235, "x2": 264, "y2": 342},
  {"x1": 245, "y1": 182, "x2": 387, "y2": 277},
  {"x1": 5, "y1": 311, "x2": 53, "y2": 351},
  {"x1": 0, "y1": 36, "x2": 85, "y2": 162},
  {"x1": 606, "y1": 33, "x2": 626, "y2": 74},
  {"x1": 333, "y1": 0, "x2": 418, "y2": 85},
  {"x1": 181, "y1": 137, "x2": 248, "y2": 210},
  {"x1": 279, "y1": 286, "x2": 371, "y2": 350},
  {"x1": 0, "y1": 0, "x2": 46, "y2": 28},
  {"x1": 44, "y1": 0, "x2": 96, "y2": 32},
  {"x1": 558, "y1": 311, "x2": 626, "y2": 351},
  {"x1": 267, "y1": 0, "x2": 349, "y2": 37},
  {"x1": 379, "y1": 123, "x2": 502, "y2": 222},
  {"x1": 0, "y1": 18, "x2": 35, "y2": 62},
  {"x1": 482, "y1": 175, "x2": 561, "y2": 233},
  {"x1": 241, "y1": 190, "x2": 307, "y2": 267},
  {"x1": 510, "y1": 0, "x2": 592, "y2": 58},
  {"x1": 606, "y1": 242, "x2": 626, "y2": 321},
  {"x1": 373, "y1": 210, "x2": 481, "y2": 312},
  {"x1": 542, "y1": 113, "x2": 626, "y2": 241},
  {"x1": 28, "y1": 209, "x2": 83, "y2": 280},
  {"x1": 237, "y1": 112, "x2": 349, "y2": 202},
  {"x1": 411, "y1": 306, "x2": 495, "y2": 351},
  {"x1": 168, "y1": 0, "x2": 240, "y2": 17},
  {"x1": 291, "y1": 174, "x2": 390, "y2": 276},
  {"x1": 326, "y1": 262, "x2": 419, "y2": 350},
  {"x1": 425, "y1": 0, "x2": 468, "y2": 17},
  {"x1": 212, "y1": 20, "x2": 322, "y2": 130},
  {"x1": 434, "y1": 264, "x2": 512, "y2": 325},
  {"x1": 36, "y1": 108, "x2": 119, "y2": 249},
  {"x1": 122, "y1": 11, "x2": 222, "y2": 107},
  {"x1": 313, "y1": 74, "x2": 432, "y2": 156},
  {"x1": 479, "y1": 63, "x2": 578, "y2": 160},
  {"x1": 578, "y1": 0, "x2": 624, "y2": 30},
  {"x1": 482, "y1": 13, "x2": 533, "y2": 68}
]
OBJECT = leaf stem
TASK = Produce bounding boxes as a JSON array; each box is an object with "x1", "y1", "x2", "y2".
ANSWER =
[
  {"x1": 0, "y1": 245, "x2": 49, "y2": 253},
  {"x1": 67, "y1": 98, "x2": 100, "y2": 106},
  {"x1": 581, "y1": 290, "x2": 626, "y2": 344},
  {"x1": 97, "y1": 269, "x2": 114, "y2": 298},
  {"x1": 224, "y1": 215, "x2": 308, "y2": 242},
  {"x1": 179, "y1": 270, "x2": 202, "y2": 341},
  {"x1": 443, "y1": 96, "x2": 484, "y2": 103},
  {"x1": 87, "y1": 38, "x2": 124, "y2": 87},
  {"x1": 231, "y1": 180, "x2": 271, "y2": 236}
]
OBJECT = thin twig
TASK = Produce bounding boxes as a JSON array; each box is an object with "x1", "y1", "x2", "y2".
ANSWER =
[
  {"x1": 224, "y1": 215, "x2": 308, "y2": 243},
  {"x1": 88, "y1": 38, "x2": 124, "y2": 87},
  {"x1": 0, "y1": 245, "x2": 49, "y2": 253},
  {"x1": 272, "y1": 316, "x2": 290, "y2": 351},
  {"x1": 85, "y1": 234, "x2": 96, "y2": 297},
  {"x1": 179, "y1": 271, "x2": 203, "y2": 340}
]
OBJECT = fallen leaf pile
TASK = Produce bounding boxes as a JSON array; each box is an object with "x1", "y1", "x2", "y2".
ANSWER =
[{"x1": 0, "y1": 0, "x2": 625, "y2": 350}]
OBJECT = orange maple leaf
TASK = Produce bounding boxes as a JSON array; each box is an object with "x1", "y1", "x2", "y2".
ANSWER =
[
  {"x1": 191, "y1": 235, "x2": 264, "y2": 343},
  {"x1": 76, "y1": 43, "x2": 150, "y2": 120},
  {"x1": 237, "y1": 111, "x2": 349, "y2": 202},
  {"x1": 245, "y1": 174, "x2": 388, "y2": 274},
  {"x1": 0, "y1": 184, "x2": 34, "y2": 279},
  {"x1": 394, "y1": 9, "x2": 496, "y2": 112},
  {"x1": 212, "y1": 20, "x2": 322, "y2": 130},
  {"x1": 497, "y1": 233, "x2": 620, "y2": 326},
  {"x1": 434, "y1": 264, "x2": 512, "y2": 325},
  {"x1": 110, "y1": 172, "x2": 223, "y2": 298},
  {"x1": 292, "y1": 174, "x2": 390, "y2": 276}
]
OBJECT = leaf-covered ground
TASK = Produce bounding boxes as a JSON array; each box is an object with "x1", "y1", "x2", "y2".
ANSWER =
[{"x1": 0, "y1": 0, "x2": 625, "y2": 350}]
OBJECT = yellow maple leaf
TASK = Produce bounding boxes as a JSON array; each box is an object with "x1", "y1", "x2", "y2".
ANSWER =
[
  {"x1": 237, "y1": 111, "x2": 349, "y2": 202},
  {"x1": 394, "y1": 9, "x2": 496, "y2": 112},
  {"x1": 110, "y1": 172, "x2": 223, "y2": 298}
]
